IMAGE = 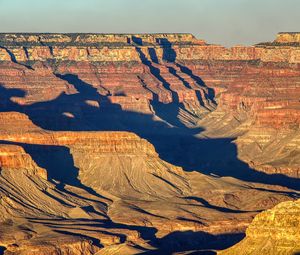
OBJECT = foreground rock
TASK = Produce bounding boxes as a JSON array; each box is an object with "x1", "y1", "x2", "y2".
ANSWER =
[
  {"x1": 0, "y1": 124, "x2": 297, "y2": 254},
  {"x1": 219, "y1": 199, "x2": 300, "y2": 255}
]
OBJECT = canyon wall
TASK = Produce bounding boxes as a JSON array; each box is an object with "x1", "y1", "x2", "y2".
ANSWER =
[
  {"x1": 1, "y1": 33, "x2": 300, "y2": 63},
  {"x1": 1, "y1": 32, "x2": 300, "y2": 254}
]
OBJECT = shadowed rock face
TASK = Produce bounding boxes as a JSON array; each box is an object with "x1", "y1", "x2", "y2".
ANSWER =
[{"x1": 0, "y1": 33, "x2": 300, "y2": 254}]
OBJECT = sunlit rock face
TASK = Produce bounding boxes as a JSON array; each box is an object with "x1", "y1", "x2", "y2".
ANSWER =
[
  {"x1": 274, "y1": 32, "x2": 300, "y2": 44},
  {"x1": 0, "y1": 33, "x2": 300, "y2": 254},
  {"x1": 219, "y1": 199, "x2": 300, "y2": 255}
]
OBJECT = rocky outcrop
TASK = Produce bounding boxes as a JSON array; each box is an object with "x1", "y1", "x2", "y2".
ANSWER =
[
  {"x1": 0, "y1": 144, "x2": 46, "y2": 178},
  {"x1": 219, "y1": 199, "x2": 300, "y2": 255},
  {"x1": 275, "y1": 32, "x2": 300, "y2": 44}
]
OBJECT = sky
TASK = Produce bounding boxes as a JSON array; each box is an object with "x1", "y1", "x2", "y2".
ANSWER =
[{"x1": 0, "y1": 0, "x2": 299, "y2": 47}]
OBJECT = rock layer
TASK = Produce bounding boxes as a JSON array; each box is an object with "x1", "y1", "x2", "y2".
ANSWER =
[
  {"x1": 219, "y1": 199, "x2": 300, "y2": 255},
  {"x1": 0, "y1": 33, "x2": 300, "y2": 254}
]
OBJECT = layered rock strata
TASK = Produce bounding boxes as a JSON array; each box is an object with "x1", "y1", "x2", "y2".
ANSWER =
[
  {"x1": 0, "y1": 33, "x2": 300, "y2": 254},
  {"x1": 219, "y1": 199, "x2": 300, "y2": 255}
]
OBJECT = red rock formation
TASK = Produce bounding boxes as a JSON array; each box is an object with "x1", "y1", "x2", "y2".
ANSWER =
[
  {"x1": 0, "y1": 144, "x2": 46, "y2": 178},
  {"x1": 0, "y1": 33, "x2": 300, "y2": 254}
]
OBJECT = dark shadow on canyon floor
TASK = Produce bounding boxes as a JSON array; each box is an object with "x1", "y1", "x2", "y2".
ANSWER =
[
  {"x1": 184, "y1": 196, "x2": 260, "y2": 213},
  {"x1": 0, "y1": 247, "x2": 5, "y2": 255},
  {"x1": 140, "y1": 231, "x2": 245, "y2": 255}
]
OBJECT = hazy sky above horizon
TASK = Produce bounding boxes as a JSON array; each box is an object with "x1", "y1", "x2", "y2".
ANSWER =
[{"x1": 0, "y1": 0, "x2": 299, "y2": 46}]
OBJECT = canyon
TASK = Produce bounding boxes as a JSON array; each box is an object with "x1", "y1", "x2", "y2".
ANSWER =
[{"x1": 0, "y1": 32, "x2": 300, "y2": 254}]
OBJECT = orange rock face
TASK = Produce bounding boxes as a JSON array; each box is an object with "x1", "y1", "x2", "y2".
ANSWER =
[{"x1": 0, "y1": 33, "x2": 300, "y2": 254}]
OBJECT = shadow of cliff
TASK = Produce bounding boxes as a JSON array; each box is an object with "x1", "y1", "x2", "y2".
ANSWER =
[
  {"x1": 184, "y1": 196, "x2": 261, "y2": 213},
  {"x1": 0, "y1": 246, "x2": 5, "y2": 255},
  {"x1": 157, "y1": 38, "x2": 177, "y2": 63},
  {"x1": 135, "y1": 46, "x2": 180, "y2": 103},
  {"x1": 1, "y1": 39, "x2": 300, "y2": 252},
  {"x1": 0, "y1": 139, "x2": 110, "y2": 208},
  {"x1": 135, "y1": 40, "x2": 208, "y2": 127},
  {"x1": 155, "y1": 38, "x2": 215, "y2": 104},
  {"x1": 1, "y1": 72, "x2": 300, "y2": 193},
  {"x1": 0, "y1": 46, "x2": 33, "y2": 70},
  {"x1": 0, "y1": 85, "x2": 25, "y2": 111},
  {"x1": 176, "y1": 63, "x2": 216, "y2": 104},
  {"x1": 140, "y1": 231, "x2": 245, "y2": 255}
]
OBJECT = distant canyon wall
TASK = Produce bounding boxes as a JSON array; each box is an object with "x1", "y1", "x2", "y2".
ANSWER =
[
  {"x1": 1, "y1": 32, "x2": 300, "y2": 178},
  {"x1": 0, "y1": 33, "x2": 300, "y2": 63}
]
